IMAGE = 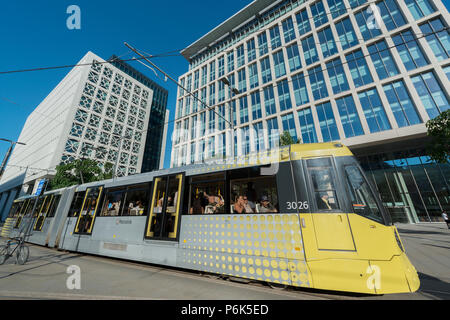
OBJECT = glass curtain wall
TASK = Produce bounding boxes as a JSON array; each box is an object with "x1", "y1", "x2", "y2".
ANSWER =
[{"x1": 358, "y1": 149, "x2": 450, "y2": 223}]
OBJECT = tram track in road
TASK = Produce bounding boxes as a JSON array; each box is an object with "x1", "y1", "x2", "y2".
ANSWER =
[{"x1": 47, "y1": 246, "x2": 363, "y2": 300}]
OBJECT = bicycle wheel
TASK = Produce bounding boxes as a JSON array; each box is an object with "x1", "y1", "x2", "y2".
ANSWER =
[
  {"x1": 0, "y1": 245, "x2": 9, "y2": 265},
  {"x1": 16, "y1": 245, "x2": 29, "y2": 265}
]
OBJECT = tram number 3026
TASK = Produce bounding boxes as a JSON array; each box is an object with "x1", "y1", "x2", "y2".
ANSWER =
[{"x1": 286, "y1": 201, "x2": 309, "y2": 210}]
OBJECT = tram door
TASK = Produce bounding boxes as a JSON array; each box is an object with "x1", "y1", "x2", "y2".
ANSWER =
[
  {"x1": 296, "y1": 158, "x2": 356, "y2": 252},
  {"x1": 74, "y1": 186, "x2": 103, "y2": 235},
  {"x1": 145, "y1": 174, "x2": 184, "y2": 240}
]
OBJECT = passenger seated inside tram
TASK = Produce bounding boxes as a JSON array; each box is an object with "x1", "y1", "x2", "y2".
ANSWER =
[
  {"x1": 203, "y1": 192, "x2": 224, "y2": 214},
  {"x1": 258, "y1": 195, "x2": 277, "y2": 213},
  {"x1": 135, "y1": 201, "x2": 145, "y2": 215},
  {"x1": 233, "y1": 195, "x2": 248, "y2": 214},
  {"x1": 243, "y1": 195, "x2": 254, "y2": 213}
]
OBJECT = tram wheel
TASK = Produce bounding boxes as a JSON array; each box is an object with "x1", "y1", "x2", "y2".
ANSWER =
[{"x1": 267, "y1": 282, "x2": 288, "y2": 290}]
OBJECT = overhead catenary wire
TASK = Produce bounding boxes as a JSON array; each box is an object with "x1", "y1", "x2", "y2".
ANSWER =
[{"x1": 1, "y1": 27, "x2": 447, "y2": 155}]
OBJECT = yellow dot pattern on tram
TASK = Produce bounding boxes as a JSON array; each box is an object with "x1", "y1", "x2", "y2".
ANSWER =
[{"x1": 178, "y1": 214, "x2": 310, "y2": 288}]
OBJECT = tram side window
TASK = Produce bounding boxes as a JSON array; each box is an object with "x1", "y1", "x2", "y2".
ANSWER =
[
  {"x1": 123, "y1": 185, "x2": 149, "y2": 216},
  {"x1": 188, "y1": 173, "x2": 225, "y2": 215},
  {"x1": 25, "y1": 199, "x2": 36, "y2": 216},
  {"x1": 230, "y1": 167, "x2": 279, "y2": 214},
  {"x1": 47, "y1": 195, "x2": 61, "y2": 218},
  {"x1": 101, "y1": 188, "x2": 126, "y2": 216},
  {"x1": 307, "y1": 158, "x2": 340, "y2": 211},
  {"x1": 344, "y1": 165, "x2": 384, "y2": 223},
  {"x1": 68, "y1": 192, "x2": 85, "y2": 217}
]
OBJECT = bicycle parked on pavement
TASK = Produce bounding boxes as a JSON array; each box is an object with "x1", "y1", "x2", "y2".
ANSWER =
[{"x1": 0, "y1": 236, "x2": 30, "y2": 265}]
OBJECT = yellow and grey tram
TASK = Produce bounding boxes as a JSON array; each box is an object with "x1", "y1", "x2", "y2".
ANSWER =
[{"x1": 2, "y1": 143, "x2": 420, "y2": 294}]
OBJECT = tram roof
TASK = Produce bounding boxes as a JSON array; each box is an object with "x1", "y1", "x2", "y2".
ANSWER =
[{"x1": 13, "y1": 143, "x2": 352, "y2": 196}]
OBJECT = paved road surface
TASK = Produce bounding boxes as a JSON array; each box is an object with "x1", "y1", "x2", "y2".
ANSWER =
[{"x1": 0, "y1": 223, "x2": 448, "y2": 300}]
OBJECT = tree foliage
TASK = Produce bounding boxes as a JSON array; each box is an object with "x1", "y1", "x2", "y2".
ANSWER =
[
  {"x1": 426, "y1": 110, "x2": 450, "y2": 164},
  {"x1": 280, "y1": 131, "x2": 299, "y2": 146},
  {"x1": 49, "y1": 159, "x2": 114, "y2": 190}
]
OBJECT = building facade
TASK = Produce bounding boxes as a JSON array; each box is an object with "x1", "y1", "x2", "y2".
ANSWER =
[
  {"x1": 172, "y1": 0, "x2": 450, "y2": 223},
  {"x1": 0, "y1": 51, "x2": 168, "y2": 221}
]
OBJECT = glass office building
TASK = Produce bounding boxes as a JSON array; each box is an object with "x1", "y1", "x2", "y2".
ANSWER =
[{"x1": 172, "y1": 0, "x2": 450, "y2": 223}]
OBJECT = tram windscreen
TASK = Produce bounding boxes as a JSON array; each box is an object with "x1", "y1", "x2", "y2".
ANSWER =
[{"x1": 344, "y1": 165, "x2": 384, "y2": 224}]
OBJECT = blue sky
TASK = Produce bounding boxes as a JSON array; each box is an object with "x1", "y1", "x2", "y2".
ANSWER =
[{"x1": 0, "y1": 0, "x2": 252, "y2": 170}]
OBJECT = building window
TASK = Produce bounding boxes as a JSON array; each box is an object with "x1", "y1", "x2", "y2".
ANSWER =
[
  {"x1": 240, "y1": 96, "x2": 249, "y2": 124},
  {"x1": 310, "y1": 1, "x2": 328, "y2": 27},
  {"x1": 65, "y1": 139, "x2": 79, "y2": 154},
  {"x1": 296, "y1": 9, "x2": 311, "y2": 34},
  {"x1": 218, "y1": 56, "x2": 225, "y2": 78},
  {"x1": 335, "y1": 18, "x2": 358, "y2": 50},
  {"x1": 267, "y1": 117, "x2": 279, "y2": 148},
  {"x1": 348, "y1": 0, "x2": 368, "y2": 9},
  {"x1": 336, "y1": 95, "x2": 364, "y2": 138},
  {"x1": 237, "y1": 45, "x2": 245, "y2": 68},
  {"x1": 404, "y1": 0, "x2": 435, "y2": 20},
  {"x1": 194, "y1": 70, "x2": 199, "y2": 90},
  {"x1": 247, "y1": 39, "x2": 256, "y2": 63},
  {"x1": 286, "y1": 44, "x2": 302, "y2": 72},
  {"x1": 258, "y1": 32, "x2": 269, "y2": 56},
  {"x1": 253, "y1": 122, "x2": 265, "y2": 152},
  {"x1": 355, "y1": 10, "x2": 382, "y2": 41},
  {"x1": 281, "y1": 113, "x2": 298, "y2": 142},
  {"x1": 260, "y1": 57, "x2": 272, "y2": 84},
  {"x1": 269, "y1": 25, "x2": 282, "y2": 50},
  {"x1": 218, "y1": 105, "x2": 226, "y2": 131},
  {"x1": 377, "y1": 0, "x2": 406, "y2": 31},
  {"x1": 316, "y1": 102, "x2": 340, "y2": 142},
  {"x1": 393, "y1": 30, "x2": 428, "y2": 71},
  {"x1": 420, "y1": 18, "x2": 450, "y2": 62},
  {"x1": 208, "y1": 109, "x2": 216, "y2": 133},
  {"x1": 209, "y1": 83, "x2": 216, "y2": 106},
  {"x1": 292, "y1": 73, "x2": 309, "y2": 107},
  {"x1": 327, "y1": 0, "x2": 346, "y2": 18},
  {"x1": 70, "y1": 123, "x2": 84, "y2": 138},
  {"x1": 209, "y1": 61, "x2": 216, "y2": 82},
  {"x1": 302, "y1": 35, "x2": 319, "y2": 65},
  {"x1": 263, "y1": 86, "x2": 277, "y2": 116},
  {"x1": 251, "y1": 91, "x2": 262, "y2": 120},
  {"x1": 227, "y1": 51, "x2": 235, "y2": 73},
  {"x1": 238, "y1": 69, "x2": 247, "y2": 92},
  {"x1": 318, "y1": 27, "x2": 338, "y2": 58},
  {"x1": 367, "y1": 40, "x2": 399, "y2": 80},
  {"x1": 346, "y1": 50, "x2": 373, "y2": 87},
  {"x1": 282, "y1": 17, "x2": 296, "y2": 43},
  {"x1": 277, "y1": 80, "x2": 292, "y2": 112},
  {"x1": 298, "y1": 108, "x2": 318, "y2": 144},
  {"x1": 309, "y1": 66, "x2": 329, "y2": 101},
  {"x1": 273, "y1": 50, "x2": 286, "y2": 78},
  {"x1": 358, "y1": 88, "x2": 392, "y2": 133},
  {"x1": 326, "y1": 58, "x2": 349, "y2": 94},
  {"x1": 201, "y1": 66, "x2": 207, "y2": 87},
  {"x1": 411, "y1": 72, "x2": 450, "y2": 119},
  {"x1": 248, "y1": 63, "x2": 259, "y2": 89},
  {"x1": 383, "y1": 80, "x2": 422, "y2": 127},
  {"x1": 241, "y1": 126, "x2": 250, "y2": 155}
]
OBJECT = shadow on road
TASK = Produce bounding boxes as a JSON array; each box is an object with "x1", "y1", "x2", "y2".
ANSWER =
[
  {"x1": 0, "y1": 250, "x2": 85, "y2": 280},
  {"x1": 417, "y1": 272, "x2": 450, "y2": 300}
]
